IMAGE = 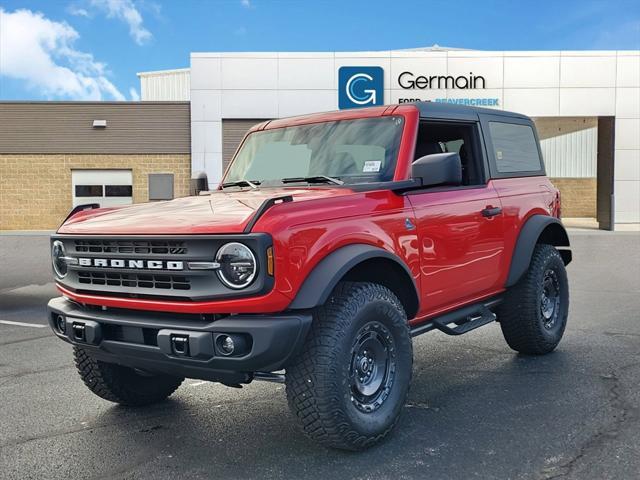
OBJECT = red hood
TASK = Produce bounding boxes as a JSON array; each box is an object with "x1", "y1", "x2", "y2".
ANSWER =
[{"x1": 58, "y1": 187, "x2": 352, "y2": 235}]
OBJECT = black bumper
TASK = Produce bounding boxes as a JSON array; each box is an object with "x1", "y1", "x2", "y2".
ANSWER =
[{"x1": 47, "y1": 297, "x2": 311, "y2": 384}]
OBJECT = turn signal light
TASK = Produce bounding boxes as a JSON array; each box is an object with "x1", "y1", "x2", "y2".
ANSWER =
[{"x1": 266, "y1": 246, "x2": 274, "y2": 276}]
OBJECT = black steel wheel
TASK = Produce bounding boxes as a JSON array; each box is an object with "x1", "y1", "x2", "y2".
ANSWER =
[
  {"x1": 541, "y1": 268, "x2": 561, "y2": 330},
  {"x1": 349, "y1": 321, "x2": 397, "y2": 413}
]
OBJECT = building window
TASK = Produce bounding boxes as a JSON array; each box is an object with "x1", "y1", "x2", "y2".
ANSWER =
[
  {"x1": 105, "y1": 185, "x2": 133, "y2": 197},
  {"x1": 75, "y1": 185, "x2": 104, "y2": 197}
]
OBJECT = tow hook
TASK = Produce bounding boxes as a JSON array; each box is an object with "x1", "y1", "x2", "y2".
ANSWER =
[
  {"x1": 72, "y1": 323, "x2": 86, "y2": 342},
  {"x1": 157, "y1": 330, "x2": 215, "y2": 360},
  {"x1": 69, "y1": 319, "x2": 101, "y2": 345},
  {"x1": 170, "y1": 335, "x2": 190, "y2": 357}
]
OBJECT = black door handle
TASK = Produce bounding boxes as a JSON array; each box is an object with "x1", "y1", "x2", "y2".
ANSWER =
[{"x1": 482, "y1": 206, "x2": 502, "y2": 218}]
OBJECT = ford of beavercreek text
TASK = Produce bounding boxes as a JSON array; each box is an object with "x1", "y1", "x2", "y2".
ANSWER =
[{"x1": 48, "y1": 102, "x2": 571, "y2": 451}]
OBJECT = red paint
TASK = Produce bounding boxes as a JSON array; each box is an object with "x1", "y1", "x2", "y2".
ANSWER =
[{"x1": 55, "y1": 104, "x2": 562, "y2": 327}]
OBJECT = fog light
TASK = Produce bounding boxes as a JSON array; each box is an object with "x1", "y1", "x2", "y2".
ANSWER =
[
  {"x1": 214, "y1": 333, "x2": 251, "y2": 357},
  {"x1": 55, "y1": 314, "x2": 66, "y2": 334},
  {"x1": 220, "y1": 335, "x2": 234, "y2": 355}
]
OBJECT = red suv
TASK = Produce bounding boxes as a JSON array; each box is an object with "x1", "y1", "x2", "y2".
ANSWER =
[{"x1": 48, "y1": 102, "x2": 571, "y2": 450}]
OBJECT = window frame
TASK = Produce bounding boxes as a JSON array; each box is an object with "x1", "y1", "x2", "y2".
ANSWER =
[
  {"x1": 222, "y1": 116, "x2": 405, "y2": 187},
  {"x1": 404, "y1": 119, "x2": 491, "y2": 195},
  {"x1": 479, "y1": 114, "x2": 546, "y2": 179}
]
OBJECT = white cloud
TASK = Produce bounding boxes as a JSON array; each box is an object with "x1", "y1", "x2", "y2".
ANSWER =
[
  {"x1": 90, "y1": 0, "x2": 151, "y2": 45},
  {"x1": 68, "y1": 6, "x2": 90, "y2": 17},
  {"x1": 129, "y1": 86, "x2": 140, "y2": 101},
  {"x1": 240, "y1": 0, "x2": 252, "y2": 9},
  {"x1": 0, "y1": 8, "x2": 125, "y2": 100}
]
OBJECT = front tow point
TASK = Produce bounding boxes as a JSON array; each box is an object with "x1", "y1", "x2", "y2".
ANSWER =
[
  {"x1": 171, "y1": 335, "x2": 190, "y2": 357},
  {"x1": 157, "y1": 330, "x2": 215, "y2": 360},
  {"x1": 69, "y1": 319, "x2": 101, "y2": 344},
  {"x1": 72, "y1": 323, "x2": 86, "y2": 342}
]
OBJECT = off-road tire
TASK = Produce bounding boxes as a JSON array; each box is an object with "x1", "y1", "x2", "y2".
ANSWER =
[
  {"x1": 285, "y1": 282, "x2": 412, "y2": 451},
  {"x1": 74, "y1": 347, "x2": 183, "y2": 406},
  {"x1": 498, "y1": 244, "x2": 569, "y2": 355}
]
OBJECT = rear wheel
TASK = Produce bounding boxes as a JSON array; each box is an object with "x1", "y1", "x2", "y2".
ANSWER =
[
  {"x1": 285, "y1": 282, "x2": 412, "y2": 450},
  {"x1": 74, "y1": 347, "x2": 183, "y2": 406},
  {"x1": 498, "y1": 244, "x2": 569, "y2": 355}
]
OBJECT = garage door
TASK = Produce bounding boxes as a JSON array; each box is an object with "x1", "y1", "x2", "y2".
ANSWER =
[
  {"x1": 222, "y1": 119, "x2": 268, "y2": 171},
  {"x1": 72, "y1": 169, "x2": 132, "y2": 208}
]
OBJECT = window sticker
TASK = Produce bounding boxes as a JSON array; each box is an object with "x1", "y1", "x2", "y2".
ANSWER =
[
  {"x1": 496, "y1": 150, "x2": 503, "y2": 160},
  {"x1": 363, "y1": 160, "x2": 382, "y2": 173}
]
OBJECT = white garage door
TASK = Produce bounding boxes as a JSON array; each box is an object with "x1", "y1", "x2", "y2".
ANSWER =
[
  {"x1": 533, "y1": 117, "x2": 597, "y2": 177},
  {"x1": 72, "y1": 169, "x2": 133, "y2": 208}
]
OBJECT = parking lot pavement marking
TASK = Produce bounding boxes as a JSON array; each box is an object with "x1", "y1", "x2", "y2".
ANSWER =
[{"x1": 0, "y1": 320, "x2": 47, "y2": 328}]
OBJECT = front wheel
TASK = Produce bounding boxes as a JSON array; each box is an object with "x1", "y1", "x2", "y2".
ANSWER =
[
  {"x1": 285, "y1": 282, "x2": 413, "y2": 451},
  {"x1": 498, "y1": 244, "x2": 569, "y2": 355},
  {"x1": 74, "y1": 347, "x2": 184, "y2": 406}
]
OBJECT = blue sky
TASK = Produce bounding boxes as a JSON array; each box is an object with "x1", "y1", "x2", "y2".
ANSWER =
[{"x1": 1, "y1": 0, "x2": 639, "y2": 101}]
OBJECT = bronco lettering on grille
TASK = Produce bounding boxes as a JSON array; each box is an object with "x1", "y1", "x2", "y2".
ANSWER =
[{"x1": 77, "y1": 258, "x2": 184, "y2": 270}]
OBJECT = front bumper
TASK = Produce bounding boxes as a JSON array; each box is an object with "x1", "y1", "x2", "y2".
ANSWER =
[{"x1": 47, "y1": 297, "x2": 311, "y2": 385}]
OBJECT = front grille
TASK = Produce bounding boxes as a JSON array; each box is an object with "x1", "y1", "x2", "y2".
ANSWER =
[
  {"x1": 55, "y1": 234, "x2": 272, "y2": 301},
  {"x1": 78, "y1": 271, "x2": 191, "y2": 290},
  {"x1": 74, "y1": 239, "x2": 187, "y2": 255}
]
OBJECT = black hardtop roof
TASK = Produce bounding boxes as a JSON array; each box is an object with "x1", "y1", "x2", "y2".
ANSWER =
[{"x1": 412, "y1": 101, "x2": 531, "y2": 122}]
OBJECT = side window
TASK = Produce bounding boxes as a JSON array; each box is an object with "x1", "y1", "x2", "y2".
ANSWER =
[
  {"x1": 414, "y1": 122, "x2": 484, "y2": 186},
  {"x1": 489, "y1": 122, "x2": 542, "y2": 174}
]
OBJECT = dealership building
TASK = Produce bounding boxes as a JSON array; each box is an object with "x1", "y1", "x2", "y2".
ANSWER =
[{"x1": 1, "y1": 46, "x2": 638, "y2": 230}]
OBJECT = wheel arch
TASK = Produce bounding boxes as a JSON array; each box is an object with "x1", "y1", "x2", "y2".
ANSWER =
[
  {"x1": 288, "y1": 244, "x2": 419, "y2": 320},
  {"x1": 506, "y1": 215, "x2": 571, "y2": 287}
]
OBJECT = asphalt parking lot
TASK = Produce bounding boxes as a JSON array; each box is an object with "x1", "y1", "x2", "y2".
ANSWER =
[{"x1": 1, "y1": 231, "x2": 639, "y2": 480}]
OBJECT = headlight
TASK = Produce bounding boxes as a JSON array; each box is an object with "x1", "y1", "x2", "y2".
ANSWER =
[
  {"x1": 215, "y1": 242, "x2": 257, "y2": 289},
  {"x1": 52, "y1": 240, "x2": 68, "y2": 278}
]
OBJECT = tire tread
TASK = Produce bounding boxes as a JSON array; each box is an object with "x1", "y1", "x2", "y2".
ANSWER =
[
  {"x1": 498, "y1": 244, "x2": 569, "y2": 355},
  {"x1": 285, "y1": 282, "x2": 412, "y2": 450},
  {"x1": 74, "y1": 347, "x2": 183, "y2": 406}
]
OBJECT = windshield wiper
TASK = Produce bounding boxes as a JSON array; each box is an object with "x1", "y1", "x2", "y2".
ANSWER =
[
  {"x1": 221, "y1": 179, "x2": 260, "y2": 189},
  {"x1": 281, "y1": 175, "x2": 343, "y2": 186}
]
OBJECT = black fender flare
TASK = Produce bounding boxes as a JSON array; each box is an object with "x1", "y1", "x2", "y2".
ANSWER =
[
  {"x1": 288, "y1": 244, "x2": 419, "y2": 317},
  {"x1": 506, "y1": 215, "x2": 571, "y2": 287}
]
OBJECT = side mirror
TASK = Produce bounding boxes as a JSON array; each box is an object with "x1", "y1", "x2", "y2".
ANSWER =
[
  {"x1": 411, "y1": 152, "x2": 462, "y2": 188},
  {"x1": 190, "y1": 172, "x2": 209, "y2": 195}
]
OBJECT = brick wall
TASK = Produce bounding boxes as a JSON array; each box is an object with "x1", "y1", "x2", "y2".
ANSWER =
[
  {"x1": 550, "y1": 178, "x2": 597, "y2": 218},
  {"x1": 0, "y1": 154, "x2": 190, "y2": 230}
]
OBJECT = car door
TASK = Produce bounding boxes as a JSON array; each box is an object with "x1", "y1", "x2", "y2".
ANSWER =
[{"x1": 407, "y1": 121, "x2": 507, "y2": 318}]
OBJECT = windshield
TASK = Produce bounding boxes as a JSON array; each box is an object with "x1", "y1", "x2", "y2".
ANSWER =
[{"x1": 224, "y1": 116, "x2": 404, "y2": 185}]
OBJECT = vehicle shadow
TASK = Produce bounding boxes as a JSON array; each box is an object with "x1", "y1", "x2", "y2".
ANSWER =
[{"x1": 81, "y1": 334, "x2": 610, "y2": 479}]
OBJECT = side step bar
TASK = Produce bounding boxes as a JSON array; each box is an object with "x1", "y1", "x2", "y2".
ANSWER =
[{"x1": 411, "y1": 297, "x2": 502, "y2": 337}]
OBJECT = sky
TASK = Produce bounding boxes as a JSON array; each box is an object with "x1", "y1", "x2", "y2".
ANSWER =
[{"x1": 0, "y1": 0, "x2": 639, "y2": 101}]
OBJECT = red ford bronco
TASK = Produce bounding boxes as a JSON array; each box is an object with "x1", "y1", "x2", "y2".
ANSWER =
[{"x1": 48, "y1": 102, "x2": 571, "y2": 450}]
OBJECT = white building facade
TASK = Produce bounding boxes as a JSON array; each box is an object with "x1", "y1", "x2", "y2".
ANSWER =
[{"x1": 139, "y1": 48, "x2": 640, "y2": 229}]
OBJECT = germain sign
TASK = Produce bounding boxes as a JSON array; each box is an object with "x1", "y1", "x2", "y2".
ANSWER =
[
  {"x1": 397, "y1": 71, "x2": 486, "y2": 90},
  {"x1": 394, "y1": 69, "x2": 499, "y2": 107},
  {"x1": 338, "y1": 66, "x2": 385, "y2": 109},
  {"x1": 337, "y1": 66, "x2": 499, "y2": 109}
]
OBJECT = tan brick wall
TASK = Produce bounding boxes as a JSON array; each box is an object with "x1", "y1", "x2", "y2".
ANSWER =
[
  {"x1": 550, "y1": 178, "x2": 597, "y2": 218},
  {"x1": 0, "y1": 154, "x2": 190, "y2": 230}
]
